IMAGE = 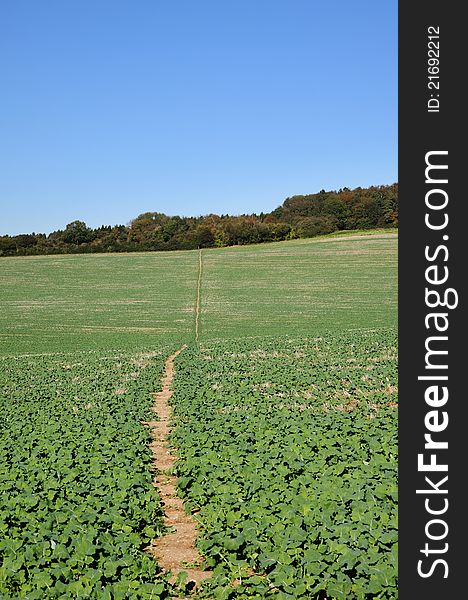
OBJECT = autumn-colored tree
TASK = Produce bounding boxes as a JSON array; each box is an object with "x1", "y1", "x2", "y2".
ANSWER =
[{"x1": 1, "y1": 183, "x2": 397, "y2": 256}]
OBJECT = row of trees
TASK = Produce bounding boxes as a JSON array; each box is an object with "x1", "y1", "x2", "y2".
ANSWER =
[{"x1": 0, "y1": 184, "x2": 397, "y2": 256}]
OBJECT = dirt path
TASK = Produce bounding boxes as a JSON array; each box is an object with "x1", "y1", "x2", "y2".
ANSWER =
[
  {"x1": 145, "y1": 345, "x2": 210, "y2": 591},
  {"x1": 195, "y1": 249, "x2": 202, "y2": 341}
]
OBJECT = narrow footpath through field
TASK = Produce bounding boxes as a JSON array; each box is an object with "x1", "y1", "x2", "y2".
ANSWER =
[
  {"x1": 146, "y1": 250, "x2": 210, "y2": 594},
  {"x1": 146, "y1": 345, "x2": 210, "y2": 590},
  {"x1": 195, "y1": 249, "x2": 202, "y2": 341}
]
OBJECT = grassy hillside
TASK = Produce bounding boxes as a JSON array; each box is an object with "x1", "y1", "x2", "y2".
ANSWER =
[
  {"x1": 201, "y1": 234, "x2": 396, "y2": 339},
  {"x1": 0, "y1": 251, "x2": 198, "y2": 355},
  {"x1": 0, "y1": 233, "x2": 396, "y2": 355}
]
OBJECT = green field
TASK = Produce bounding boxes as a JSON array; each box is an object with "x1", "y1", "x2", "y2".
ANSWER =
[
  {"x1": 0, "y1": 251, "x2": 198, "y2": 354},
  {"x1": 201, "y1": 235, "x2": 396, "y2": 338},
  {"x1": 0, "y1": 234, "x2": 396, "y2": 354},
  {"x1": 0, "y1": 348, "x2": 171, "y2": 598},
  {"x1": 172, "y1": 331, "x2": 397, "y2": 599},
  {"x1": 0, "y1": 233, "x2": 397, "y2": 599}
]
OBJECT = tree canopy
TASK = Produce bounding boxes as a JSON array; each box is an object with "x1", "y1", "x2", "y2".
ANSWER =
[{"x1": 1, "y1": 183, "x2": 397, "y2": 256}]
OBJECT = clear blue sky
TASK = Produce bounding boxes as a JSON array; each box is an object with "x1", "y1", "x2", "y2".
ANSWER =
[{"x1": 0, "y1": 0, "x2": 397, "y2": 236}]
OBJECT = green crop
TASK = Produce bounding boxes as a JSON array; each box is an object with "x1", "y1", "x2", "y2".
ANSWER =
[
  {"x1": 199, "y1": 235, "x2": 397, "y2": 339},
  {"x1": 169, "y1": 330, "x2": 397, "y2": 599},
  {"x1": 0, "y1": 250, "x2": 198, "y2": 355},
  {"x1": 0, "y1": 234, "x2": 398, "y2": 598},
  {"x1": 0, "y1": 348, "x2": 176, "y2": 598},
  {"x1": 0, "y1": 235, "x2": 396, "y2": 356}
]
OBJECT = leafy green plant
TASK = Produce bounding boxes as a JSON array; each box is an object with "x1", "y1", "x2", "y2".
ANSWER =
[
  {"x1": 0, "y1": 348, "x2": 174, "y2": 598},
  {"x1": 170, "y1": 330, "x2": 397, "y2": 599}
]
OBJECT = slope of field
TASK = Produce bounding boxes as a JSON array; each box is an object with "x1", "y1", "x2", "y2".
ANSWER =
[
  {"x1": 0, "y1": 234, "x2": 397, "y2": 354},
  {"x1": 0, "y1": 234, "x2": 398, "y2": 599},
  {"x1": 0, "y1": 251, "x2": 198, "y2": 355},
  {"x1": 200, "y1": 234, "x2": 397, "y2": 338}
]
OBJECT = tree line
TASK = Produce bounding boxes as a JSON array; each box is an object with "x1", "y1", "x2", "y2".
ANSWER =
[{"x1": 0, "y1": 183, "x2": 397, "y2": 256}]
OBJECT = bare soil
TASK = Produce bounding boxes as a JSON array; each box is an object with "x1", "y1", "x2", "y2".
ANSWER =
[
  {"x1": 144, "y1": 345, "x2": 211, "y2": 592},
  {"x1": 195, "y1": 249, "x2": 202, "y2": 341}
]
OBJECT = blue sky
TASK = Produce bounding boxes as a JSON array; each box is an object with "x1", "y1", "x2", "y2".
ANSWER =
[{"x1": 0, "y1": 1, "x2": 397, "y2": 236}]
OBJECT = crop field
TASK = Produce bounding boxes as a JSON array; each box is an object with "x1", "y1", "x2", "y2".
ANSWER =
[
  {"x1": 0, "y1": 233, "x2": 398, "y2": 599},
  {"x1": 0, "y1": 348, "x2": 173, "y2": 598},
  {"x1": 200, "y1": 235, "x2": 397, "y2": 338},
  {"x1": 171, "y1": 331, "x2": 397, "y2": 599},
  {"x1": 0, "y1": 251, "x2": 198, "y2": 355}
]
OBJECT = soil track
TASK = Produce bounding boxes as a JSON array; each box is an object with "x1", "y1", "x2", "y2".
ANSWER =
[
  {"x1": 195, "y1": 249, "x2": 202, "y2": 341},
  {"x1": 145, "y1": 345, "x2": 210, "y2": 591}
]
